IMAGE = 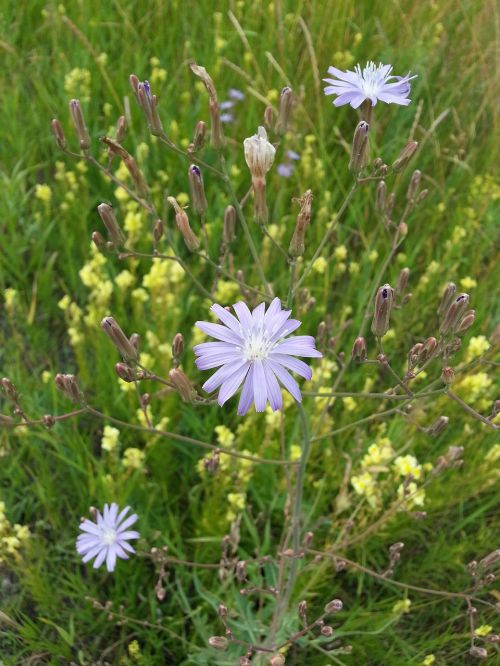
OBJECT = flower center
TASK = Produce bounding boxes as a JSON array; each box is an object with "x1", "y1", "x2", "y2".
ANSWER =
[
  {"x1": 242, "y1": 329, "x2": 275, "y2": 361},
  {"x1": 101, "y1": 527, "x2": 117, "y2": 545},
  {"x1": 357, "y1": 62, "x2": 386, "y2": 96}
]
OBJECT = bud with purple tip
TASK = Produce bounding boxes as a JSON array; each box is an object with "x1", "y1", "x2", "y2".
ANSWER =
[
  {"x1": 188, "y1": 165, "x2": 208, "y2": 216},
  {"x1": 101, "y1": 317, "x2": 138, "y2": 361},
  {"x1": 349, "y1": 121, "x2": 370, "y2": 173},
  {"x1": 275, "y1": 86, "x2": 293, "y2": 135},
  {"x1": 371, "y1": 284, "x2": 394, "y2": 338}
]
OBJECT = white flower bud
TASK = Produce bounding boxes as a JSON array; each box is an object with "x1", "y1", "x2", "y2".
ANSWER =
[{"x1": 243, "y1": 126, "x2": 276, "y2": 179}]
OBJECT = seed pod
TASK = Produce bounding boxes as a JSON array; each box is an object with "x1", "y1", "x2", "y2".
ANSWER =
[
  {"x1": 192, "y1": 120, "x2": 206, "y2": 151},
  {"x1": 441, "y1": 366, "x2": 455, "y2": 385},
  {"x1": 223, "y1": 205, "x2": 236, "y2": 244},
  {"x1": 392, "y1": 141, "x2": 418, "y2": 173},
  {"x1": 371, "y1": 284, "x2": 394, "y2": 338},
  {"x1": 406, "y1": 170, "x2": 421, "y2": 201},
  {"x1": 167, "y1": 196, "x2": 200, "y2": 252},
  {"x1": 375, "y1": 180, "x2": 387, "y2": 213},
  {"x1": 289, "y1": 189, "x2": 313, "y2": 258},
  {"x1": 97, "y1": 203, "x2": 126, "y2": 248},
  {"x1": 348, "y1": 121, "x2": 370, "y2": 173},
  {"x1": 51, "y1": 118, "x2": 66, "y2": 150},
  {"x1": 275, "y1": 86, "x2": 293, "y2": 135},
  {"x1": 440, "y1": 293, "x2": 470, "y2": 336},
  {"x1": 100, "y1": 316, "x2": 138, "y2": 361},
  {"x1": 188, "y1": 165, "x2": 208, "y2": 215},
  {"x1": 169, "y1": 369, "x2": 194, "y2": 402},
  {"x1": 68, "y1": 99, "x2": 90, "y2": 150},
  {"x1": 438, "y1": 282, "x2": 456, "y2": 318},
  {"x1": 351, "y1": 336, "x2": 367, "y2": 362}
]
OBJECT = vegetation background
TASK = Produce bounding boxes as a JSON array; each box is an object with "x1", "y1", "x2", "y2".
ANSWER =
[{"x1": 0, "y1": 0, "x2": 498, "y2": 664}]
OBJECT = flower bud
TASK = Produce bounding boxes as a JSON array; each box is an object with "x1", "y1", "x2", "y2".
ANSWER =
[
  {"x1": 439, "y1": 293, "x2": 470, "y2": 336},
  {"x1": 91, "y1": 231, "x2": 107, "y2": 252},
  {"x1": 55, "y1": 373, "x2": 84, "y2": 403},
  {"x1": 153, "y1": 219, "x2": 164, "y2": 244},
  {"x1": 129, "y1": 74, "x2": 139, "y2": 96},
  {"x1": 438, "y1": 282, "x2": 456, "y2": 318},
  {"x1": 441, "y1": 366, "x2": 455, "y2": 385},
  {"x1": 420, "y1": 336, "x2": 438, "y2": 362},
  {"x1": 188, "y1": 165, "x2": 208, "y2": 216},
  {"x1": 289, "y1": 189, "x2": 313, "y2": 257},
  {"x1": 375, "y1": 180, "x2": 387, "y2": 213},
  {"x1": 69, "y1": 99, "x2": 90, "y2": 150},
  {"x1": 457, "y1": 309, "x2": 475, "y2": 334},
  {"x1": 351, "y1": 336, "x2": 367, "y2": 362},
  {"x1": 469, "y1": 646, "x2": 487, "y2": 659},
  {"x1": 115, "y1": 115, "x2": 127, "y2": 143},
  {"x1": 97, "y1": 203, "x2": 126, "y2": 248},
  {"x1": 208, "y1": 636, "x2": 228, "y2": 650},
  {"x1": 244, "y1": 126, "x2": 276, "y2": 179},
  {"x1": 392, "y1": 141, "x2": 418, "y2": 173},
  {"x1": 223, "y1": 205, "x2": 236, "y2": 244},
  {"x1": 167, "y1": 196, "x2": 200, "y2": 251},
  {"x1": 396, "y1": 267, "x2": 410, "y2": 296},
  {"x1": 371, "y1": 284, "x2": 394, "y2": 338},
  {"x1": 209, "y1": 98, "x2": 223, "y2": 149},
  {"x1": 137, "y1": 80, "x2": 163, "y2": 134},
  {"x1": 417, "y1": 189, "x2": 429, "y2": 203},
  {"x1": 264, "y1": 105, "x2": 274, "y2": 128},
  {"x1": 192, "y1": 120, "x2": 206, "y2": 151},
  {"x1": 124, "y1": 156, "x2": 148, "y2": 197},
  {"x1": 172, "y1": 333, "x2": 184, "y2": 367},
  {"x1": 321, "y1": 625, "x2": 334, "y2": 637},
  {"x1": 275, "y1": 86, "x2": 293, "y2": 135},
  {"x1": 1, "y1": 378, "x2": 18, "y2": 401},
  {"x1": 169, "y1": 369, "x2": 194, "y2": 402},
  {"x1": 51, "y1": 118, "x2": 66, "y2": 150},
  {"x1": 406, "y1": 170, "x2": 421, "y2": 201},
  {"x1": 408, "y1": 343, "x2": 423, "y2": 369},
  {"x1": 115, "y1": 363, "x2": 138, "y2": 382},
  {"x1": 426, "y1": 416, "x2": 449, "y2": 437},
  {"x1": 100, "y1": 316, "x2": 138, "y2": 361},
  {"x1": 348, "y1": 121, "x2": 369, "y2": 173},
  {"x1": 324, "y1": 598, "x2": 343, "y2": 613},
  {"x1": 269, "y1": 655, "x2": 285, "y2": 666}
]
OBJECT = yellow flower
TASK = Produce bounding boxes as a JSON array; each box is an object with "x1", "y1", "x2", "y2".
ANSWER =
[
  {"x1": 475, "y1": 624, "x2": 492, "y2": 637},
  {"x1": 289, "y1": 444, "x2": 302, "y2": 462},
  {"x1": 128, "y1": 639, "x2": 141, "y2": 661},
  {"x1": 351, "y1": 472, "x2": 376, "y2": 497},
  {"x1": 342, "y1": 397, "x2": 357, "y2": 412},
  {"x1": 124, "y1": 210, "x2": 143, "y2": 235},
  {"x1": 34, "y1": 184, "x2": 52, "y2": 203},
  {"x1": 460, "y1": 276, "x2": 477, "y2": 290},
  {"x1": 465, "y1": 335, "x2": 490, "y2": 362},
  {"x1": 4, "y1": 288, "x2": 17, "y2": 312},
  {"x1": 392, "y1": 598, "x2": 411, "y2": 614},
  {"x1": 334, "y1": 245, "x2": 347, "y2": 261},
  {"x1": 421, "y1": 655, "x2": 435, "y2": 666},
  {"x1": 485, "y1": 444, "x2": 500, "y2": 463},
  {"x1": 227, "y1": 492, "x2": 246, "y2": 511},
  {"x1": 42, "y1": 371, "x2": 52, "y2": 384},
  {"x1": 393, "y1": 455, "x2": 422, "y2": 480},
  {"x1": 369, "y1": 250, "x2": 378, "y2": 263},
  {"x1": 115, "y1": 270, "x2": 135, "y2": 291},
  {"x1": 64, "y1": 67, "x2": 91, "y2": 102},
  {"x1": 132, "y1": 288, "x2": 149, "y2": 303},
  {"x1": 122, "y1": 447, "x2": 145, "y2": 470},
  {"x1": 101, "y1": 425, "x2": 120, "y2": 453},
  {"x1": 215, "y1": 425, "x2": 235, "y2": 447},
  {"x1": 312, "y1": 257, "x2": 327, "y2": 274},
  {"x1": 397, "y1": 482, "x2": 425, "y2": 508}
]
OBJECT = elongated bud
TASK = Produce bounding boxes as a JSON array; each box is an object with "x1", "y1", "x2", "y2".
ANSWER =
[
  {"x1": 264, "y1": 105, "x2": 274, "y2": 128},
  {"x1": 172, "y1": 333, "x2": 184, "y2": 367},
  {"x1": 349, "y1": 121, "x2": 369, "y2": 173},
  {"x1": 408, "y1": 343, "x2": 423, "y2": 369},
  {"x1": 1, "y1": 378, "x2": 18, "y2": 401},
  {"x1": 457, "y1": 309, "x2": 475, "y2": 334},
  {"x1": 188, "y1": 165, "x2": 208, "y2": 215},
  {"x1": 426, "y1": 416, "x2": 449, "y2": 437},
  {"x1": 101, "y1": 136, "x2": 129, "y2": 160},
  {"x1": 417, "y1": 189, "x2": 429, "y2": 203},
  {"x1": 129, "y1": 74, "x2": 139, "y2": 96},
  {"x1": 371, "y1": 284, "x2": 394, "y2": 338},
  {"x1": 324, "y1": 599, "x2": 343, "y2": 613},
  {"x1": 392, "y1": 141, "x2": 418, "y2": 173},
  {"x1": 351, "y1": 336, "x2": 367, "y2": 362},
  {"x1": 115, "y1": 363, "x2": 138, "y2": 382},
  {"x1": 406, "y1": 170, "x2": 421, "y2": 201},
  {"x1": 97, "y1": 203, "x2": 126, "y2": 247},
  {"x1": 129, "y1": 333, "x2": 140, "y2": 354},
  {"x1": 167, "y1": 196, "x2": 199, "y2": 251},
  {"x1": 124, "y1": 156, "x2": 148, "y2": 197},
  {"x1": 153, "y1": 219, "x2": 164, "y2": 243},
  {"x1": 51, "y1": 118, "x2": 66, "y2": 150},
  {"x1": 208, "y1": 636, "x2": 228, "y2": 650},
  {"x1": 116, "y1": 115, "x2": 127, "y2": 143},
  {"x1": 223, "y1": 205, "x2": 236, "y2": 244},
  {"x1": 100, "y1": 316, "x2": 138, "y2": 361},
  {"x1": 91, "y1": 231, "x2": 106, "y2": 252},
  {"x1": 244, "y1": 126, "x2": 276, "y2": 179},
  {"x1": 55, "y1": 373, "x2": 84, "y2": 402},
  {"x1": 441, "y1": 366, "x2": 455, "y2": 385},
  {"x1": 137, "y1": 80, "x2": 163, "y2": 135},
  {"x1": 439, "y1": 293, "x2": 470, "y2": 335},
  {"x1": 289, "y1": 190, "x2": 313, "y2": 257},
  {"x1": 375, "y1": 180, "x2": 387, "y2": 213},
  {"x1": 192, "y1": 120, "x2": 206, "y2": 151},
  {"x1": 209, "y1": 98, "x2": 223, "y2": 149},
  {"x1": 396, "y1": 267, "x2": 410, "y2": 295},
  {"x1": 420, "y1": 336, "x2": 438, "y2": 362},
  {"x1": 438, "y1": 282, "x2": 457, "y2": 318},
  {"x1": 169, "y1": 369, "x2": 194, "y2": 402},
  {"x1": 275, "y1": 86, "x2": 293, "y2": 135},
  {"x1": 68, "y1": 99, "x2": 90, "y2": 150}
]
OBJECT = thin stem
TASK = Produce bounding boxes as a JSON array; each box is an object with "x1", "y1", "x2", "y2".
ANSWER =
[{"x1": 447, "y1": 390, "x2": 498, "y2": 430}]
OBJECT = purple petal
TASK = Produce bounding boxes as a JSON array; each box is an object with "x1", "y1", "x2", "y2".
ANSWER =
[
  {"x1": 270, "y1": 319, "x2": 302, "y2": 342},
  {"x1": 266, "y1": 360, "x2": 302, "y2": 402},
  {"x1": 252, "y1": 360, "x2": 268, "y2": 412},
  {"x1": 93, "y1": 547, "x2": 108, "y2": 569},
  {"x1": 252, "y1": 302, "x2": 266, "y2": 329},
  {"x1": 196, "y1": 352, "x2": 240, "y2": 370},
  {"x1": 203, "y1": 359, "x2": 247, "y2": 393},
  {"x1": 106, "y1": 546, "x2": 117, "y2": 572},
  {"x1": 117, "y1": 513, "x2": 138, "y2": 531},
  {"x1": 210, "y1": 304, "x2": 243, "y2": 335},
  {"x1": 264, "y1": 297, "x2": 282, "y2": 324},
  {"x1": 218, "y1": 362, "x2": 250, "y2": 406},
  {"x1": 268, "y1": 353, "x2": 312, "y2": 381},
  {"x1": 263, "y1": 362, "x2": 283, "y2": 411},
  {"x1": 116, "y1": 529, "x2": 140, "y2": 541},
  {"x1": 116, "y1": 506, "x2": 131, "y2": 525},
  {"x1": 273, "y1": 336, "x2": 322, "y2": 357},
  {"x1": 233, "y1": 301, "x2": 253, "y2": 329},
  {"x1": 82, "y1": 543, "x2": 105, "y2": 563},
  {"x1": 237, "y1": 365, "x2": 254, "y2": 415},
  {"x1": 196, "y1": 321, "x2": 242, "y2": 345},
  {"x1": 79, "y1": 520, "x2": 101, "y2": 536}
]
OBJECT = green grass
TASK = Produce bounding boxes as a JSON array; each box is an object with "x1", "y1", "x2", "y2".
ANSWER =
[{"x1": 0, "y1": 1, "x2": 499, "y2": 664}]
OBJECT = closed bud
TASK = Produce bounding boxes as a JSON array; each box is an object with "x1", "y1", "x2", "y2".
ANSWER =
[
  {"x1": 371, "y1": 284, "x2": 394, "y2": 338},
  {"x1": 408, "y1": 343, "x2": 423, "y2": 369},
  {"x1": 169, "y1": 369, "x2": 194, "y2": 402},
  {"x1": 264, "y1": 105, "x2": 274, "y2": 128},
  {"x1": 91, "y1": 231, "x2": 107, "y2": 252},
  {"x1": 172, "y1": 333, "x2": 184, "y2": 366},
  {"x1": 441, "y1": 366, "x2": 455, "y2": 385},
  {"x1": 321, "y1": 625, "x2": 334, "y2": 637},
  {"x1": 351, "y1": 336, "x2": 367, "y2": 362},
  {"x1": 417, "y1": 188, "x2": 429, "y2": 202},
  {"x1": 398, "y1": 221, "x2": 408, "y2": 237},
  {"x1": 43, "y1": 414, "x2": 55, "y2": 428},
  {"x1": 209, "y1": 98, "x2": 223, "y2": 149},
  {"x1": 129, "y1": 74, "x2": 139, "y2": 96},
  {"x1": 124, "y1": 155, "x2": 148, "y2": 197},
  {"x1": 396, "y1": 267, "x2": 410, "y2": 295},
  {"x1": 54, "y1": 373, "x2": 84, "y2": 403},
  {"x1": 208, "y1": 636, "x2": 228, "y2": 650},
  {"x1": 324, "y1": 598, "x2": 343, "y2": 614},
  {"x1": 469, "y1": 646, "x2": 487, "y2": 659},
  {"x1": 115, "y1": 115, "x2": 127, "y2": 143},
  {"x1": 69, "y1": 99, "x2": 90, "y2": 150},
  {"x1": 373, "y1": 157, "x2": 383, "y2": 170},
  {"x1": 51, "y1": 118, "x2": 66, "y2": 150},
  {"x1": 1, "y1": 378, "x2": 18, "y2": 401},
  {"x1": 438, "y1": 282, "x2": 456, "y2": 318},
  {"x1": 167, "y1": 196, "x2": 200, "y2": 251},
  {"x1": 375, "y1": 180, "x2": 387, "y2": 213},
  {"x1": 153, "y1": 219, "x2": 164, "y2": 243},
  {"x1": 349, "y1": 121, "x2": 370, "y2": 173},
  {"x1": 392, "y1": 141, "x2": 418, "y2": 173},
  {"x1": 188, "y1": 165, "x2": 208, "y2": 215},
  {"x1": 223, "y1": 205, "x2": 236, "y2": 244},
  {"x1": 289, "y1": 189, "x2": 313, "y2": 257},
  {"x1": 386, "y1": 192, "x2": 396, "y2": 215},
  {"x1": 129, "y1": 333, "x2": 140, "y2": 353},
  {"x1": 275, "y1": 86, "x2": 293, "y2": 135},
  {"x1": 244, "y1": 126, "x2": 276, "y2": 179},
  {"x1": 420, "y1": 336, "x2": 438, "y2": 361},
  {"x1": 218, "y1": 604, "x2": 228, "y2": 618},
  {"x1": 115, "y1": 363, "x2": 138, "y2": 382},
  {"x1": 457, "y1": 309, "x2": 475, "y2": 334},
  {"x1": 406, "y1": 169, "x2": 421, "y2": 201},
  {"x1": 298, "y1": 600, "x2": 308, "y2": 619},
  {"x1": 137, "y1": 80, "x2": 163, "y2": 134},
  {"x1": 269, "y1": 655, "x2": 285, "y2": 666},
  {"x1": 101, "y1": 316, "x2": 138, "y2": 361},
  {"x1": 440, "y1": 293, "x2": 470, "y2": 335},
  {"x1": 192, "y1": 120, "x2": 206, "y2": 151},
  {"x1": 97, "y1": 203, "x2": 126, "y2": 248}
]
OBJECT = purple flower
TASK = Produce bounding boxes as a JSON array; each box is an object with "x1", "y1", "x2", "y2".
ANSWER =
[
  {"x1": 220, "y1": 113, "x2": 234, "y2": 124},
  {"x1": 194, "y1": 298, "x2": 322, "y2": 415},
  {"x1": 76, "y1": 503, "x2": 139, "y2": 572},
  {"x1": 220, "y1": 100, "x2": 234, "y2": 110},
  {"x1": 277, "y1": 163, "x2": 294, "y2": 178},
  {"x1": 287, "y1": 150, "x2": 300, "y2": 161},
  {"x1": 323, "y1": 61, "x2": 416, "y2": 108},
  {"x1": 228, "y1": 88, "x2": 245, "y2": 101}
]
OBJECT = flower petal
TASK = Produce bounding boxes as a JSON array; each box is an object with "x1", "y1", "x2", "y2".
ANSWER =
[
  {"x1": 233, "y1": 301, "x2": 253, "y2": 329},
  {"x1": 263, "y1": 362, "x2": 283, "y2": 411},
  {"x1": 266, "y1": 360, "x2": 302, "y2": 402},
  {"x1": 210, "y1": 304, "x2": 244, "y2": 335},
  {"x1": 237, "y1": 365, "x2": 255, "y2": 415},
  {"x1": 273, "y1": 336, "x2": 322, "y2": 357},
  {"x1": 203, "y1": 358, "x2": 248, "y2": 394},
  {"x1": 196, "y1": 321, "x2": 242, "y2": 345},
  {"x1": 218, "y1": 362, "x2": 250, "y2": 406},
  {"x1": 252, "y1": 360, "x2": 268, "y2": 412},
  {"x1": 268, "y1": 353, "x2": 312, "y2": 380}
]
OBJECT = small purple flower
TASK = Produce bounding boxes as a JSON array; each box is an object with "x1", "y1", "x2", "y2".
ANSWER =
[
  {"x1": 287, "y1": 150, "x2": 300, "y2": 161},
  {"x1": 220, "y1": 113, "x2": 234, "y2": 124},
  {"x1": 323, "y1": 61, "x2": 417, "y2": 108},
  {"x1": 277, "y1": 163, "x2": 294, "y2": 178},
  {"x1": 76, "y1": 503, "x2": 139, "y2": 572},
  {"x1": 194, "y1": 298, "x2": 322, "y2": 415},
  {"x1": 228, "y1": 88, "x2": 245, "y2": 101},
  {"x1": 220, "y1": 100, "x2": 234, "y2": 110}
]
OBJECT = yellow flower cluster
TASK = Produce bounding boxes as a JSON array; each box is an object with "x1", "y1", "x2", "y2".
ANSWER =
[
  {"x1": 361, "y1": 438, "x2": 395, "y2": 469},
  {"x1": 397, "y1": 481, "x2": 426, "y2": 509},
  {"x1": 34, "y1": 184, "x2": 52, "y2": 204},
  {"x1": 421, "y1": 655, "x2": 436, "y2": 666},
  {"x1": 4, "y1": 288, "x2": 17, "y2": 314},
  {"x1": 101, "y1": 425, "x2": 120, "y2": 453},
  {"x1": 392, "y1": 598, "x2": 411, "y2": 615},
  {"x1": 58, "y1": 294, "x2": 84, "y2": 346},
  {"x1": 64, "y1": 67, "x2": 91, "y2": 102},
  {"x1": 122, "y1": 447, "x2": 145, "y2": 470},
  {"x1": 393, "y1": 455, "x2": 422, "y2": 480},
  {"x1": 465, "y1": 335, "x2": 490, "y2": 361},
  {"x1": 0, "y1": 500, "x2": 30, "y2": 563},
  {"x1": 456, "y1": 372, "x2": 492, "y2": 404}
]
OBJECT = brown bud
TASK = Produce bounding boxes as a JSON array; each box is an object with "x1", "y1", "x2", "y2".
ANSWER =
[
  {"x1": 91, "y1": 231, "x2": 107, "y2": 252},
  {"x1": 209, "y1": 98, "x2": 223, "y2": 149},
  {"x1": 115, "y1": 115, "x2": 127, "y2": 143},
  {"x1": 172, "y1": 333, "x2": 184, "y2": 366},
  {"x1": 408, "y1": 343, "x2": 423, "y2": 369},
  {"x1": 51, "y1": 118, "x2": 66, "y2": 150},
  {"x1": 324, "y1": 598, "x2": 343, "y2": 613},
  {"x1": 192, "y1": 120, "x2": 206, "y2": 151},
  {"x1": 43, "y1": 414, "x2": 56, "y2": 428},
  {"x1": 386, "y1": 192, "x2": 396, "y2": 215},
  {"x1": 420, "y1": 336, "x2": 438, "y2": 362},
  {"x1": 169, "y1": 369, "x2": 194, "y2": 402},
  {"x1": 153, "y1": 219, "x2": 164, "y2": 244},
  {"x1": 371, "y1": 284, "x2": 394, "y2": 338},
  {"x1": 289, "y1": 189, "x2": 313, "y2": 258},
  {"x1": 396, "y1": 267, "x2": 410, "y2": 295},
  {"x1": 440, "y1": 293, "x2": 470, "y2": 336},
  {"x1": 441, "y1": 366, "x2": 455, "y2": 385},
  {"x1": 1, "y1": 378, "x2": 18, "y2": 401},
  {"x1": 188, "y1": 165, "x2": 208, "y2": 216},
  {"x1": 469, "y1": 646, "x2": 487, "y2": 659},
  {"x1": 100, "y1": 316, "x2": 138, "y2": 361},
  {"x1": 129, "y1": 74, "x2": 139, "y2": 96},
  {"x1": 375, "y1": 180, "x2": 387, "y2": 213},
  {"x1": 438, "y1": 282, "x2": 456, "y2": 318},
  {"x1": 351, "y1": 336, "x2": 367, "y2": 362},
  {"x1": 269, "y1": 655, "x2": 285, "y2": 666},
  {"x1": 417, "y1": 189, "x2": 429, "y2": 203},
  {"x1": 218, "y1": 604, "x2": 228, "y2": 618},
  {"x1": 137, "y1": 81, "x2": 163, "y2": 135},
  {"x1": 321, "y1": 625, "x2": 334, "y2": 637},
  {"x1": 115, "y1": 363, "x2": 138, "y2": 382},
  {"x1": 426, "y1": 415, "x2": 449, "y2": 437},
  {"x1": 223, "y1": 205, "x2": 236, "y2": 244},
  {"x1": 167, "y1": 196, "x2": 200, "y2": 251},
  {"x1": 275, "y1": 86, "x2": 293, "y2": 135},
  {"x1": 457, "y1": 309, "x2": 475, "y2": 334},
  {"x1": 68, "y1": 99, "x2": 90, "y2": 150},
  {"x1": 54, "y1": 373, "x2": 84, "y2": 403},
  {"x1": 208, "y1": 636, "x2": 228, "y2": 650},
  {"x1": 97, "y1": 203, "x2": 126, "y2": 248},
  {"x1": 264, "y1": 105, "x2": 274, "y2": 128},
  {"x1": 349, "y1": 121, "x2": 370, "y2": 173},
  {"x1": 392, "y1": 141, "x2": 418, "y2": 173},
  {"x1": 406, "y1": 169, "x2": 421, "y2": 201}
]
